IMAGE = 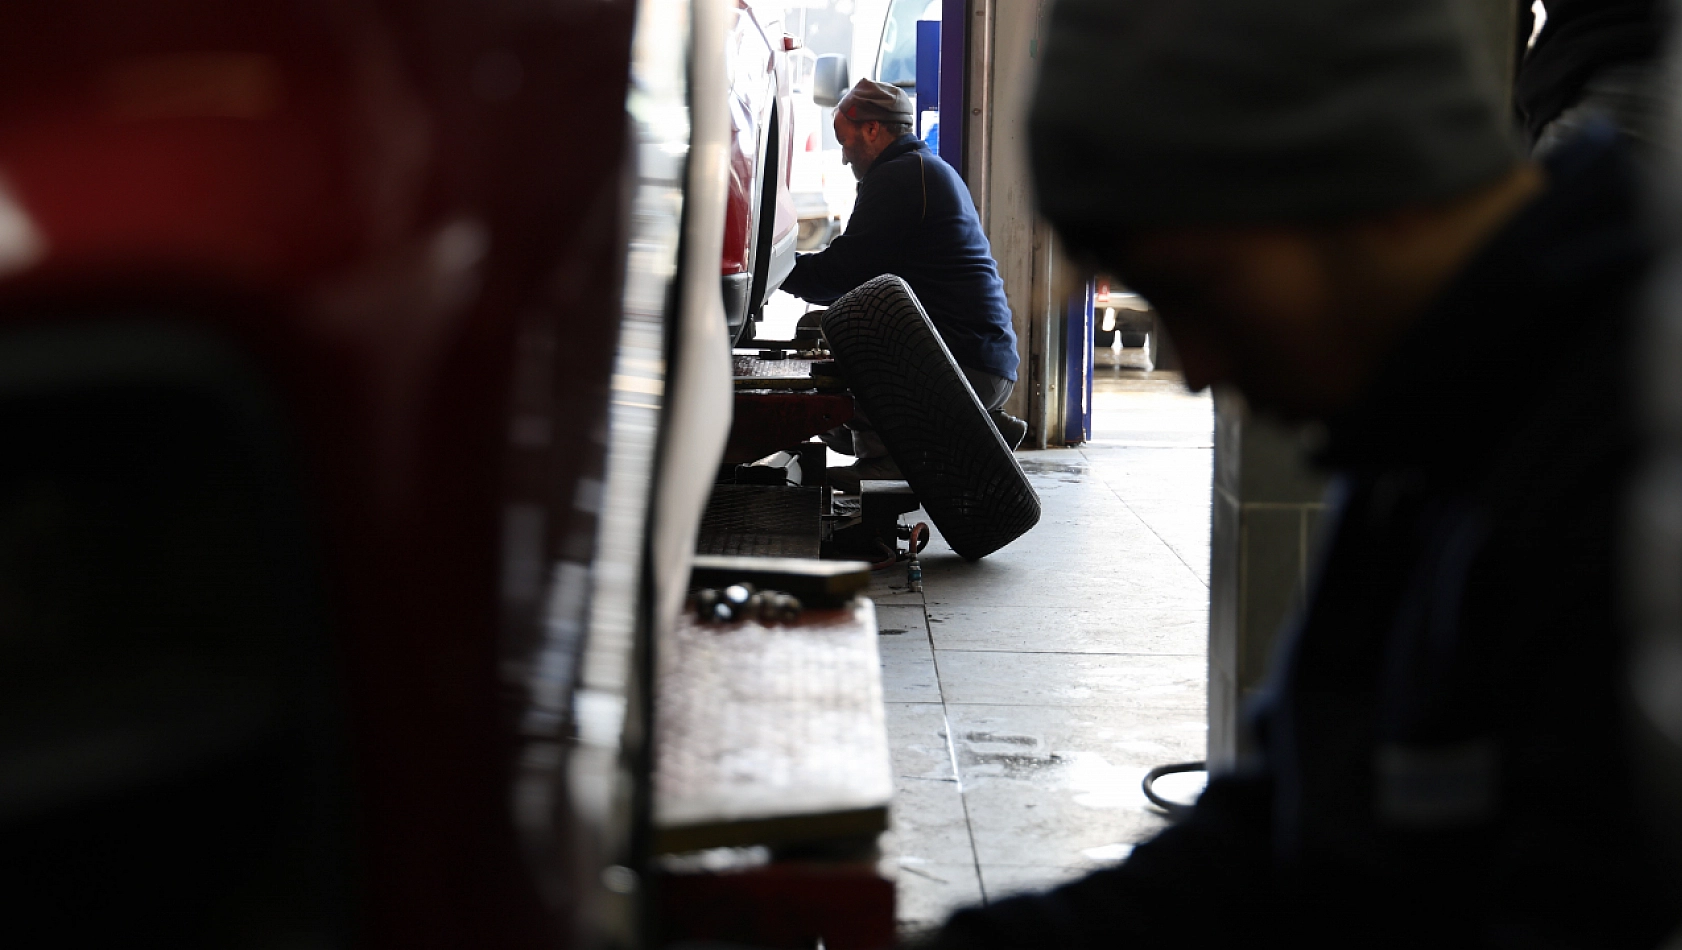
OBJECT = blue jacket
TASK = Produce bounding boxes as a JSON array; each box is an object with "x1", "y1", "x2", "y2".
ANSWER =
[{"x1": 782, "y1": 135, "x2": 1019, "y2": 382}]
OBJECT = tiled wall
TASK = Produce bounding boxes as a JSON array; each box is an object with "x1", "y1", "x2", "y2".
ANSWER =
[{"x1": 1208, "y1": 388, "x2": 1327, "y2": 770}]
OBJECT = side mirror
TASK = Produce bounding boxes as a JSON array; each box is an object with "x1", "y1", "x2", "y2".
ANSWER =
[{"x1": 813, "y1": 54, "x2": 849, "y2": 108}]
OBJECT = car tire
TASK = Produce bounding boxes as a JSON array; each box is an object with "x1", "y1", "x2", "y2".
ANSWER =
[{"x1": 822, "y1": 275, "x2": 1040, "y2": 560}]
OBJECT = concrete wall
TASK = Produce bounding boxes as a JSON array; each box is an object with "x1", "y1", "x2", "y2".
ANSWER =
[
  {"x1": 1207, "y1": 390, "x2": 1328, "y2": 769},
  {"x1": 969, "y1": 0, "x2": 1066, "y2": 448}
]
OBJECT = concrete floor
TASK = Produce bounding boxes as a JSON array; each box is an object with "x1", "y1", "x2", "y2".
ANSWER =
[{"x1": 868, "y1": 346, "x2": 1214, "y2": 932}]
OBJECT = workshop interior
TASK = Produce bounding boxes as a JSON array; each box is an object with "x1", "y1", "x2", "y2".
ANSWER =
[{"x1": 3, "y1": 1, "x2": 1682, "y2": 947}]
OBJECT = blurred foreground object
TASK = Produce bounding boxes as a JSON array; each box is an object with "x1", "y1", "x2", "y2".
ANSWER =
[
  {"x1": 914, "y1": 0, "x2": 1682, "y2": 945},
  {"x1": 1029, "y1": 0, "x2": 1519, "y2": 233},
  {"x1": 1517, "y1": 0, "x2": 1670, "y2": 155},
  {"x1": 0, "y1": 1, "x2": 708, "y2": 947},
  {"x1": 1628, "y1": 0, "x2": 1682, "y2": 925}
]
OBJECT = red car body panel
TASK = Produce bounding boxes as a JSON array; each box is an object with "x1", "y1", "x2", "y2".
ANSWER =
[
  {"x1": 720, "y1": 0, "x2": 796, "y2": 286},
  {"x1": 0, "y1": 2, "x2": 660, "y2": 945}
]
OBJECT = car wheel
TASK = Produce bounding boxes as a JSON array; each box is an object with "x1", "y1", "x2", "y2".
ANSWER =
[{"x1": 822, "y1": 276, "x2": 1041, "y2": 560}]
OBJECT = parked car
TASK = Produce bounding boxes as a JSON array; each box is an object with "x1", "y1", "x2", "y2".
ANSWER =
[
  {"x1": 1096, "y1": 280, "x2": 1157, "y2": 349},
  {"x1": 786, "y1": 48, "x2": 842, "y2": 252},
  {"x1": 0, "y1": 1, "x2": 713, "y2": 945},
  {"x1": 873, "y1": 0, "x2": 940, "y2": 88},
  {"x1": 723, "y1": 0, "x2": 801, "y2": 344}
]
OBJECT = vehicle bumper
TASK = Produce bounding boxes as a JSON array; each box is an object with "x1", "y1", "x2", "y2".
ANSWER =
[{"x1": 722, "y1": 272, "x2": 752, "y2": 342}]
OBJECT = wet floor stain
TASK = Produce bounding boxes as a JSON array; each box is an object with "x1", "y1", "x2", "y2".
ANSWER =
[
  {"x1": 1017, "y1": 459, "x2": 1090, "y2": 483},
  {"x1": 953, "y1": 733, "x2": 1164, "y2": 811},
  {"x1": 963, "y1": 750, "x2": 1067, "y2": 778},
  {"x1": 960, "y1": 732, "x2": 1063, "y2": 777},
  {"x1": 964, "y1": 732, "x2": 1034, "y2": 746}
]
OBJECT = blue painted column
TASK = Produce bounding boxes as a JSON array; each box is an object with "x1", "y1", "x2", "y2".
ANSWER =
[
  {"x1": 1063, "y1": 281, "x2": 1094, "y2": 444},
  {"x1": 938, "y1": 0, "x2": 966, "y2": 174},
  {"x1": 915, "y1": 20, "x2": 940, "y2": 140}
]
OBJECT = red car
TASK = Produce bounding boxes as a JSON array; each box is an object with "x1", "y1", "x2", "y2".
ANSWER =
[
  {"x1": 722, "y1": 0, "x2": 800, "y2": 344},
  {"x1": 0, "y1": 1, "x2": 718, "y2": 946}
]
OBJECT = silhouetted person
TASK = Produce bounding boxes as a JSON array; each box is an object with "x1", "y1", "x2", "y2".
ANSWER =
[{"x1": 920, "y1": 0, "x2": 1682, "y2": 946}]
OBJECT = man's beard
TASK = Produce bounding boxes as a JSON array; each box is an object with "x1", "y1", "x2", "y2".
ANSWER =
[{"x1": 842, "y1": 146, "x2": 866, "y2": 180}]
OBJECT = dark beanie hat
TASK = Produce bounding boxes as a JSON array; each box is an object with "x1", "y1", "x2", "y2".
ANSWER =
[{"x1": 1030, "y1": 0, "x2": 1523, "y2": 237}]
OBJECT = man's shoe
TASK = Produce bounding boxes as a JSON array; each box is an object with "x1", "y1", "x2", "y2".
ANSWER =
[
  {"x1": 827, "y1": 455, "x2": 902, "y2": 494},
  {"x1": 990, "y1": 410, "x2": 1028, "y2": 450}
]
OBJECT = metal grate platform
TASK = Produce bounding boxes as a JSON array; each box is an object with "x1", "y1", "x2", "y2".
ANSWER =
[
  {"x1": 697, "y1": 484, "x2": 823, "y2": 558},
  {"x1": 654, "y1": 598, "x2": 893, "y2": 852},
  {"x1": 733, "y1": 354, "x2": 822, "y2": 379}
]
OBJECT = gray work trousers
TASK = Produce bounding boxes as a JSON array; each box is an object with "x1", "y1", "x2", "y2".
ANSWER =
[{"x1": 842, "y1": 364, "x2": 1015, "y2": 459}]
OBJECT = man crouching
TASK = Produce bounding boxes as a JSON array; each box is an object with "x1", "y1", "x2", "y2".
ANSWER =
[{"x1": 781, "y1": 79, "x2": 1024, "y2": 493}]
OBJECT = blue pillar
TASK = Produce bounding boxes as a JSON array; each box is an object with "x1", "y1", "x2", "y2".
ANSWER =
[
  {"x1": 916, "y1": 20, "x2": 940, "y2": 140},
  {"x1": 939, "y1": 0, "x2": 966, "y2": 174},
  {"x1": 1063, "y1": 281, "x2": 1094, "y2": 445}
]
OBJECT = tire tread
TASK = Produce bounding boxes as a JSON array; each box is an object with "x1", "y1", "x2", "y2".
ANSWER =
[{"x1": 823, "y1": 276, "x2": 1040, "y2": 560}]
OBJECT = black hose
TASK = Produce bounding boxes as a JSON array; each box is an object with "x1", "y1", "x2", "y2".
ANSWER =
[{"x1": 1141, "y1": 761, "x2": 1206, "y2": 820}]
